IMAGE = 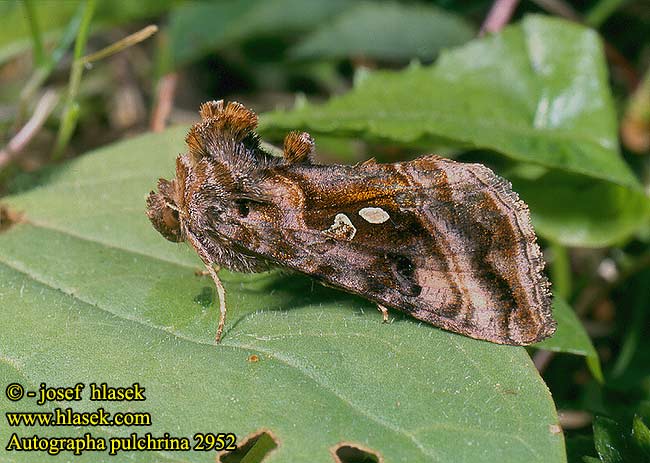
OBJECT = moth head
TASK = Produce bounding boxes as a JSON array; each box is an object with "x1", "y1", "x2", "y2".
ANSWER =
[{"x1": 146, "y1": 178, "x2": 184, "y2": 242}]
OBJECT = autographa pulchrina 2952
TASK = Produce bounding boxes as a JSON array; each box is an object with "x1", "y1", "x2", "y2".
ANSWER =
[{"x1": 146, "y1": 100, "x2": 555, "y2": 345}]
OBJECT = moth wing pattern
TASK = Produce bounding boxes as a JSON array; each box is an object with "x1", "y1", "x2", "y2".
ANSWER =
[{"x1": 205, "y1": 156, "x2": 555, "y2": 346}]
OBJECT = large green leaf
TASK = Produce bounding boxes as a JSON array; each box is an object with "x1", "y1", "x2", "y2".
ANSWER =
[
  {"x1": 261, "y1": 16, "x2": 638, "y2": 188},
  {"x1": 0, "y1": 127, "x2": 571, "y2": 462},
  {"x1": 261, "y1": 15, "x2": 648, "y2": 247},
  {"x1": 290, "y1": 2, "x2": 475, "y2": 61}
]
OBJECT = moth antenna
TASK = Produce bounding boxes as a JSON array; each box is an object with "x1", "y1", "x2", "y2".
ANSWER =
[{"x1": 283, "y1": 131, "x2": 314, "y2": 164}]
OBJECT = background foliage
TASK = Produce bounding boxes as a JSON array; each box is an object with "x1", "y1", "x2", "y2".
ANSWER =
[{"x1": 1, "y1": 1, "x2": 649, "y2": 462}]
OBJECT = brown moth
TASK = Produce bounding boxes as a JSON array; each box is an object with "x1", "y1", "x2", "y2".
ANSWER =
[{"x1": 146, "y1": 100, "x2": 555, "y2": 345}]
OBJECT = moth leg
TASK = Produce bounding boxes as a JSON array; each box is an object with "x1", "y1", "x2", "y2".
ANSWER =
[
  {"x1": 202, "y1": 263, "x2": 227, "y2": 343},
  {"x1": 377, "y1": 304, "x2": 390, "y2": 323},
  {"x1": 185, "y1": 229, "x2": 227, "y2": 343}
]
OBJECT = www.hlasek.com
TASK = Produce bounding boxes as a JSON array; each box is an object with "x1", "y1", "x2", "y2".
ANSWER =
[
  {"x1": 4, "y1": 382, "x2": 237, "y2": 456},
  {"x1": 7, "y1": 407, "x2": 151, "y2": 427}
]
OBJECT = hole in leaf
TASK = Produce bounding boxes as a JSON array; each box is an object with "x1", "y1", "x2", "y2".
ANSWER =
[
  {"x1": 332, "y1": 443, "x2": 382, "y2": 463},
  {"x1": 218, "y1": 430, "x2": 278, "y2": 463},
  {"x1": 0, "y1": 205, "x2": 22, "y2": 233}
]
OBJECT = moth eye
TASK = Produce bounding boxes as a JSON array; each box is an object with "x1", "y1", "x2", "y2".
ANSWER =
[
  {"x1": 162, "y1": 207, "x2": 180, "y2": 230},
  {"x1": 236, "y1": 199, "x2": 250, "y2": 218}
]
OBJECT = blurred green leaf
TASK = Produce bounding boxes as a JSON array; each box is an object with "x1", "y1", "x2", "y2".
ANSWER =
[
  {"x1": 0, "y1": 127, "x2": 566, "y2": 463},
  {"x1": 592, "y1": 415, "x2": 650, "y2": 463},
  {"x1": 611, "y1": 270, "x2": 650, "y2": 379},
  {"x1": 291, "y1": 2, "x2": 475, "y2": 61},
  {"x1": 594, "y1": 416, "x2": 627, "y2": 463},
  {"x1": 534, "y1": 298, "x2": 603, "y2": 382},
  {"x1": 263, "y1": 15, "x2": 637, "y2": 188},
  {"x1": 566, "y1": 435, "x2": 598, "y2": 463},
  {"x1": 168, "y1": 0, "x2": 353, "y2": 68},
  {"x1": 510, "y1": 170, "x2": 650, "y2": 247},
  {"x1": 633, "y1": 415, "x2": 650, "y2": 460}
]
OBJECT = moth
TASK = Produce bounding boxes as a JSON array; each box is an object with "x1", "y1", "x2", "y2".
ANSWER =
[{"x1": 146, "y1": 100, "x2": 555, "y2": 345}]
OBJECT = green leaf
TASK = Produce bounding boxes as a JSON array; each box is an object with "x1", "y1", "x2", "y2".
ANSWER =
[
  {"x1": 0, "y1": 127, "x2": 566, "y2": 462},
  {"x1": 534, "y1": 298, "x2": 603, "y2": 382},
  {"x1": 589, "y1": 415, "x2": 650, "y2": 463},
  {"x1": 632, "y1": 415, "x2": 650, "y2": 460},
  {"x1": 291, "y1": 2, "x2": 475, "y2": 61},
  {"x1": 510, "y1": 170, "x2": 650, "y2": 248},
  {"x1": 261, "y1": 16, "x2": 638, "y2": 186}
]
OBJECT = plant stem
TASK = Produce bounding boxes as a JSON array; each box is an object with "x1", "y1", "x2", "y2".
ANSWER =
[
  {"x1": 23, "y1": 0, "x2": 45, "y2": 66},
  {"x1": 621, "y1": 66, "x2": 650, "y2": 154},
  {"x1": 150, "y1": 73, "x2": 178, "y2": 132},
  {"x1": 0, "y1": 90, "x2": 59, "y2": 170},
  {"x1": 81, "y1": 25, "x2": 158, "y2": 65},
  {"x1": 480, "y1": 0, "x2": 519, "y2": 36},
  {"x1": 52, "y1": 0, "x2": 96, "y2": 160}
]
